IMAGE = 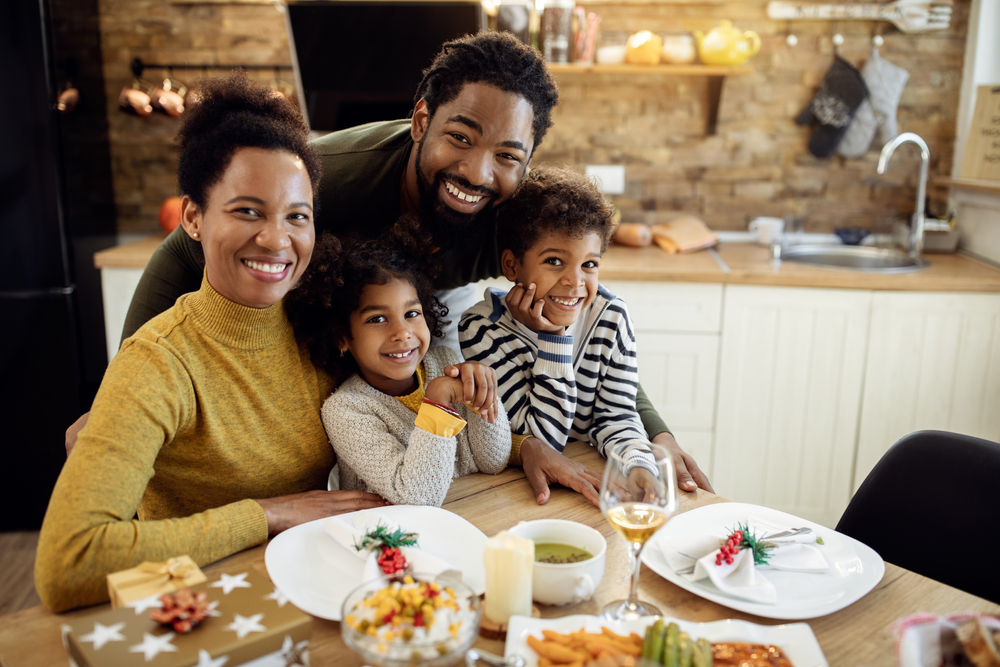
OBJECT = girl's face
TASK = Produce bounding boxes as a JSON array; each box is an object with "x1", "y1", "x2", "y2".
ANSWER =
[
  {"x1": 180, "y1": 147, "x2": 314, "y2": 309},
  {"x1": 341, "y1": 278, "x2": 431, "y2": 396}
]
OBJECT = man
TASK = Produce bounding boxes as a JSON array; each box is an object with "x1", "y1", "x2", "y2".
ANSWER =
[{"x1": 75, "y1": 31, "x2": 712, "y2": 503}]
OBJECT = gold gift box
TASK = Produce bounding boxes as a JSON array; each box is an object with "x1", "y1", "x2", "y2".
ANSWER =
[
  {"x1": 107, "y1": 556, "x2": 207, "y2": 608},
  {"x1": 67, "y1": 568, "x2": 310, "y2": 667}
]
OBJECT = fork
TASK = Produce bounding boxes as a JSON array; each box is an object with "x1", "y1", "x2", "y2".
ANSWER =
[{"x1": 766, "y1": 1, "x2": 952, "y2": 34}]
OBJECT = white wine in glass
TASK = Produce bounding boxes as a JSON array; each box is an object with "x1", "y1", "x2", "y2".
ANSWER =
[{"x1": 600, "y1": 443, "x2": 677, "y2": 621}]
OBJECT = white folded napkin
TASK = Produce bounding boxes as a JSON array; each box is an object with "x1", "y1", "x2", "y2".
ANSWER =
[
  {"x1": 323, "y1": 510, "x2": 459, "y2": 582},
  {"x1": 654, "y1": 517, "x2": 828, "y2": 605}
]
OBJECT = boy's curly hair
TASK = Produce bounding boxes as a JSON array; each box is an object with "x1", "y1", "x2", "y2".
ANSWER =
[
  {"x1": 497, "y1": 166, "x2": 616, "y2": 259},
  {"x1": 285, "y1": 217, "x2": 448, "y2": 383},
  {"x1": 176, "y1": 70, "x2": 322, "y2": 209},
  {"x1": 413, "y1": 31, "x2": 559, "y2": 152}
]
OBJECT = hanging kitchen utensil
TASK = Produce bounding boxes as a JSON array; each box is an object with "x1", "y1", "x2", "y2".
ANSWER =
[
  {"x1": 119, "y1": 79, "x2": 154, "y2": 116},
  {"x1": 766, "y1": 1, "x2": 952, "y2": 33}
]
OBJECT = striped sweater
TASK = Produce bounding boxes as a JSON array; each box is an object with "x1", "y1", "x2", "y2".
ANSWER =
[{"x1": 459, "y1": 285, "x2": 654, "y2": 470}]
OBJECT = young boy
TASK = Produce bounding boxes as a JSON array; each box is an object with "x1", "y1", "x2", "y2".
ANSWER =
[{"x1": 459, "y1": 166, "x2": 654, "y2": 470}]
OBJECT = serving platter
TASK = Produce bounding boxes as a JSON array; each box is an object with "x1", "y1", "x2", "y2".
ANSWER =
[
  {"x1": 264, "y1": 505, "x2": 487, "y2": 620},
  {"x1": 643, "y1": 502, "x2": 884, "y2": 619},
  {"x1": 505, "y1": 614, "x2": 829, "y2": 667}
]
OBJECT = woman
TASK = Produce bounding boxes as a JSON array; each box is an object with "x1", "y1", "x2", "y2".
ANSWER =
[{"x1": 35, "y1": 72, "x2": 386, "y2": 613}]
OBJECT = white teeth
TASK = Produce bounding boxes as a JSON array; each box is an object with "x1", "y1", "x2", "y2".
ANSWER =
[
  {"x1": 244, "y1": 259, "x2": 287, "y2": 274},
  {"x1": 445, "y1": 181, "x2": 482, "y2": 203},
  {"x1": 387, "y1": 350, "x2": 413, "y2": 358},
  {"x1": 551, "y1": 296, "x2": 582, "y2": 306}
]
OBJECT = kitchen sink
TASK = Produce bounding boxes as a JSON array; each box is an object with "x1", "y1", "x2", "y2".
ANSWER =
[{"x1": 781, "y1": 244, "x2": 929, "y2": 273}]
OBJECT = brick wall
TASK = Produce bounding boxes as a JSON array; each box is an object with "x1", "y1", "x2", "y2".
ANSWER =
[{"x1": 98, "y1": 0, "x2": 969, "y2": 234}]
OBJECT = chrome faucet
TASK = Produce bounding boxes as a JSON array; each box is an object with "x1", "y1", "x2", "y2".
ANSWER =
[{"x1": 877, "y1": 132, "x2": 930, "y2": 259}]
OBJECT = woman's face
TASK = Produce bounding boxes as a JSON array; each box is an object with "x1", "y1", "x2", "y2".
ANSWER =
[{"x1": 180, "y1": 147, "x2": 314, "y2": 309}]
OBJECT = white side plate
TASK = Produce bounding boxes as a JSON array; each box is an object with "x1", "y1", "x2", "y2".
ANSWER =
[
  {"x1": 505, "y1": 614, "x2": 829, "y2": 667},
  {"x1": 264, "y1": 505, "x2": 487, "y2": 620},
  {"x1": 643, "y1": 501, "x2": 885, "y2": 619}
]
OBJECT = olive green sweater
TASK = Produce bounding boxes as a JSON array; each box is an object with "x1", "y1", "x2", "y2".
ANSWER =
[{"x1": 35, "y1": 276, "x2": 334, "y2": 612}]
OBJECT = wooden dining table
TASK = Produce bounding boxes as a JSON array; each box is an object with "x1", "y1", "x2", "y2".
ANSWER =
[{"x1": 1, "y1": 441, "x2": 997, "y2": 667}]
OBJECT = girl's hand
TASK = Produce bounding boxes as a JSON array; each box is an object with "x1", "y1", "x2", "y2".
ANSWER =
[
  {"x1": 255, "y1": 490, "x2": 390, "y2": 536},
  {"x1": 424, "y1": 375, "x2": 465, "y2": 407},
  {"x1": 505, "y1": 283, "x2": 564, "y2": 334},
  {"x1": 442, "y1": 362, "x2": 499, "y2": 424}
]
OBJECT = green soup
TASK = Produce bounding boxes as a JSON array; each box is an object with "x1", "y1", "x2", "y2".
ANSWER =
[{"x1": 533, "y1": 542, "x2": 594, "y2": 564}]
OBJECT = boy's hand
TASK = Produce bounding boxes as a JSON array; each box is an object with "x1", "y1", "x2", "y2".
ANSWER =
[
  {"x1": 506, "y1": 283, "x2": 564, "y2": 334},
  {"x1": 441, "y1": 362, "x2": 499, "y2": 424},
  {"x1": 627, "y1": 467, "x2": 662, "y2": 503}
]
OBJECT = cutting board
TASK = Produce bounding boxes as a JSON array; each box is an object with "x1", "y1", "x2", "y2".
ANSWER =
[{"x1": 959, "y1": 85, "x2": 1000, "y2": 182}]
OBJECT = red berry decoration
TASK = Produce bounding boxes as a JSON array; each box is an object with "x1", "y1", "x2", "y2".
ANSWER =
[
  {"x1": 150, "y1": 588, "x2": 212, "y2": 633},
  {"x1": 713, "y1": 522, "x2": 773, "y2": 567}
]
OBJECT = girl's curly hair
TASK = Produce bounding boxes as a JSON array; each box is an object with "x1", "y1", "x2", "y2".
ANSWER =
[
  {"x1": 285, "y1": 217, "x2": 448, "y2": 384},
  {"x1": 176, "y1": 70, "x2": 322, "y2": 210}
]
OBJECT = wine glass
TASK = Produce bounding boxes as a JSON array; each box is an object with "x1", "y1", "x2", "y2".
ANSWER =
[{"x1": 599, "y1": 442, "x2": 677, "y2": 621}]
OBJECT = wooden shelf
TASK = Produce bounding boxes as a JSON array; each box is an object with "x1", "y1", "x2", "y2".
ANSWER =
[
  {"x1": 547, "y1": 63, "x2": 753, "y2": 76},
  {"x1": 932, "y1": 176, "x2": 1000, "y2": 196},
  {"x1": 546, "y1": 63, "x2": 753, "y2": 135}
]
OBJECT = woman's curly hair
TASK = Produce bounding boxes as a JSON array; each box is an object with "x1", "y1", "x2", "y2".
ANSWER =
[
  {"x1": 176, "y1": 70, "x2": 322, "y2": 209},
  {"x1": 497, "y1": 165, "x2": 616, "y2": 259},
  {"x1": 413, "y1": 31, "x2": 559, "y2": 153},
  {"x1": 285, "y1": 217, "x2": 449, "y2": 383}
]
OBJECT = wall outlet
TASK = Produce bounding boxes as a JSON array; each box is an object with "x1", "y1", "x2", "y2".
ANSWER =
[{"x1": 585, "y1": 165, "x2": 626, "y2": 195}]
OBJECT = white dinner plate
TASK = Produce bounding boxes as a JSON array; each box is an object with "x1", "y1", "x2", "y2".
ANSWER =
[
  {"x1": 264, "y1": 505, "x2": 487, "y2": 620},
  {"x1": 642, "y1": 502, "x2": 884, "y2": 620},
  {"x1": 505, "y1": 614, "x2": 829, "y2": 667}
]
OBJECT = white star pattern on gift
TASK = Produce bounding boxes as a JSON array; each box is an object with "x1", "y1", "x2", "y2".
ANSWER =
[
  {"x1": 227, "y1": 613, "x2": 266, "y2": 639},
  {"x1": 265, "y1": 588, "x2": 290, "y2": 607},
  {"x1": 61, "y1": 625, "x2": 80, "y2": 667},
  {"x1": 281, "y1": 634, "x2": 309, "y2": 667},
  {"x1": 128, "y1": 632, "x2": 178, "y2": 661},
  {"x1": 211, "y1": 572, "x2": 252, "y2": 595},
  {"x1": 206, "y1": 599, "x2": 222, "y2": 617},
  {"x1": 194, "y1": 648, "x2": 229, "y2": 667},
  {"x1": 80, "y1": 621, "x2": 127, "y2": 650},
  {"x1": 127, "y1": 593, "x2": 165, "y2": 615}
]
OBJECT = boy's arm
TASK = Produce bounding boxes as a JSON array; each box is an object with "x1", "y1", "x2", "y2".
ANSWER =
[{"x1": 459, "y1": 311, "x2": 577, "y2": 451}]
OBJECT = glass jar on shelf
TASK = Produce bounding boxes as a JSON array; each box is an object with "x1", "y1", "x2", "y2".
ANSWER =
[
  {"x1": 539, "y1": 0, "x2": 574, "y2": 64},
  {"x1": 595, "y1": 30, "x2": 628, "y2": 64},
  {"x1": 659, "y1": 32, "x2": 696, "y2": 64}
]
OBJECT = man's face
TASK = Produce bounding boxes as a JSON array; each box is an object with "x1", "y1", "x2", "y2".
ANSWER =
[{"x1": 412, "y1": 82, "x2": 535, "y2": 234}]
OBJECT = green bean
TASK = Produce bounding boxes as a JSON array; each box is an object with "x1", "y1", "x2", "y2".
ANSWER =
[
  {"x1": 642, "y1": 624, "x2": 655, "y2": 660},
  {"x1": 678, "y1": 631, "x2": 692, "y2": 667},
  {"x1": 663, "y1": 622, "x2": 679, "y2": 667},
  {"x1": 698, "y1": 637, "x2": 713, "y2": 667}
]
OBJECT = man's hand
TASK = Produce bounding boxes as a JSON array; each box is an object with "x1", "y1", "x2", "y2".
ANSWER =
[
  {"x1": 505, "y1": 283, "x2": 563, "y2": 335},
  {"x1": 65, "y1": 412, "x2": 90, "y2": 456},
  {"x1": 652, "y1": 432, "x2": 714, "y2": 493},
  {"x1": 441, "y1": 361, "x2": 498, "y2": 423},
  {"x1": 519, "y1": 437, "x2": 603, "y2": 507},
  {"x1": 255, "y1": 490, "x2": 390, "y2": 536}
]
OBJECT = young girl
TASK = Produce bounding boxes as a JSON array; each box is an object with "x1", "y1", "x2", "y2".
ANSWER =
[{"x1": 286, "y1": 223, "x2": 511, "y2": 507}]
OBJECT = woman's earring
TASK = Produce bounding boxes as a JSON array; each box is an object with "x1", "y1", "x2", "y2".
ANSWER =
[
  {"x1": 192, "y1": 232, "x2": 199, "y2": 239},
  {"x1": 339, "y1": 349, "x2": 346, "y2": 357}
]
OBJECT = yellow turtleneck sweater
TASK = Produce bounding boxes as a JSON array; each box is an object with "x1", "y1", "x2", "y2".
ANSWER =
[{"x1": 35, "y1": 276, "x2": 334, "y2": 612}]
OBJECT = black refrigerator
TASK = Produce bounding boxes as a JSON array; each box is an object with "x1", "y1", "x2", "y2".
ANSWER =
[{"x1": 1, "y1": 0, "x2": 116, "y2": 530}]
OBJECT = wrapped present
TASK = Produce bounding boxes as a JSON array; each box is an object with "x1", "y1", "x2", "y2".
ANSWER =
[
  {"x1": 64, "y1": 568, "x2": 310, "y2": 667},
  {"x1": 107, "y1": 556, "x2": 207, "y2": 608}
]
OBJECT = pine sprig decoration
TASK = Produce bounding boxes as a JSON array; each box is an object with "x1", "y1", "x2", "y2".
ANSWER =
[
  {"x1": 734, "y1": 522, "x2": 774, "y2": 566},
  {"x1": 353, "y1": 522, "x2": 419, "y2": 552}
]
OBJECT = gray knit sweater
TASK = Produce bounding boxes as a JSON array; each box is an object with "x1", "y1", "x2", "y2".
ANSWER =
[{"x1": 321, "y1": 346, "x2": 511, "y2": 507}]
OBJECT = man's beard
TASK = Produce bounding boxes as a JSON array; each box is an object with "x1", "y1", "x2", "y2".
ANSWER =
[{"x1": 414, "y1": 140, "x2": 501, "y2": 240}]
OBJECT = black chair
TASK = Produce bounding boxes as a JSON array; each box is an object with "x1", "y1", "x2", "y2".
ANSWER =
[{"x1": 836, "y1": 430, "x2": 1000, "y2": 604}]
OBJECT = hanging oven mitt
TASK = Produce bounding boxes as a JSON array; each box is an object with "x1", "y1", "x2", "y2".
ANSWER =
[
  {"x1": 839, "y1": 49, "x2": 910, "y2": 158},
  {"x1": 796, "y1": 56, "x2": 869, "y2": 158}
]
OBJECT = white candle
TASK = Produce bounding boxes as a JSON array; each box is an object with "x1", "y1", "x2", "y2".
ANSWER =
[{"x1": 483, "y1": 530, "x2": 534, "y2": 625}]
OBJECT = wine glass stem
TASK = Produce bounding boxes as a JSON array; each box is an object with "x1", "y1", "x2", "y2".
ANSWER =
[{"x1": 627, "y1": 540, "x2": 644, "y2": 608}]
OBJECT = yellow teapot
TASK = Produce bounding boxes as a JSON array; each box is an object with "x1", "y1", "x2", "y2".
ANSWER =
[{"x1": 693, "y1": 20, "x2": 760, "y2": 66}]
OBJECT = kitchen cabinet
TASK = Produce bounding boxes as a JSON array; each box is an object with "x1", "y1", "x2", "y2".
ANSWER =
[
  {"x1": 854, "y1": 291, "x2": 1000, "y2": 492},
  {"x1": 712, "y1": 285, "x2": 872, "y2": 528},
  {"x1": 603, "y1": 281, "x2": 722, "y2": 474}
]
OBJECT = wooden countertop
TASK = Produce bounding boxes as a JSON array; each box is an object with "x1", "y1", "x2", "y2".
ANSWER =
[
  {"x1": 94, "y1": 234, "x2": 1000, "y2": 293},
  {"x1": 1, "y1": 442, "x2": 997, "y2": 667}
]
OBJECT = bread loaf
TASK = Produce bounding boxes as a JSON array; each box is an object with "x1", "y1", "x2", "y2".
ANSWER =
[{"x1": 956, "y1": 618, "x2": 1000, "y2": 667}]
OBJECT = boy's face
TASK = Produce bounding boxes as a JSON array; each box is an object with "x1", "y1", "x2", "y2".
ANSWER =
[{"x1": 501, "y1": 231, "x2": 603, "y2": 329}]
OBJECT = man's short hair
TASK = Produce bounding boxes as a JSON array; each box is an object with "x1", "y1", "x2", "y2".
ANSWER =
[
  {"x1": 413, "y1": 31, "x2": 559, "y2": 151},
  {"x1": 497, "y1": 166, "x2": 616, "y2": 259}
]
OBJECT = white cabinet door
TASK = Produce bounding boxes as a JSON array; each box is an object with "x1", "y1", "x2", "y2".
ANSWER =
[
  {"x1": 714, "y1": 285, "x2": 872, "y2": 527},
  {"x1": 854, "y1": 291, "x2": 1000, "y2": 491},
  {"x1": 602, "y1": 281, "x2": 723, "y2": 333}
]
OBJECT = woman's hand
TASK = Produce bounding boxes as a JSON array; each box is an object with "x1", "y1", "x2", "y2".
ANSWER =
[
  {"x1": 505, "y1": 283, "x2": 564, "y2": 334},
  {"x1": 255, "y1": 490, "x2": 389, "y2": 536}
]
